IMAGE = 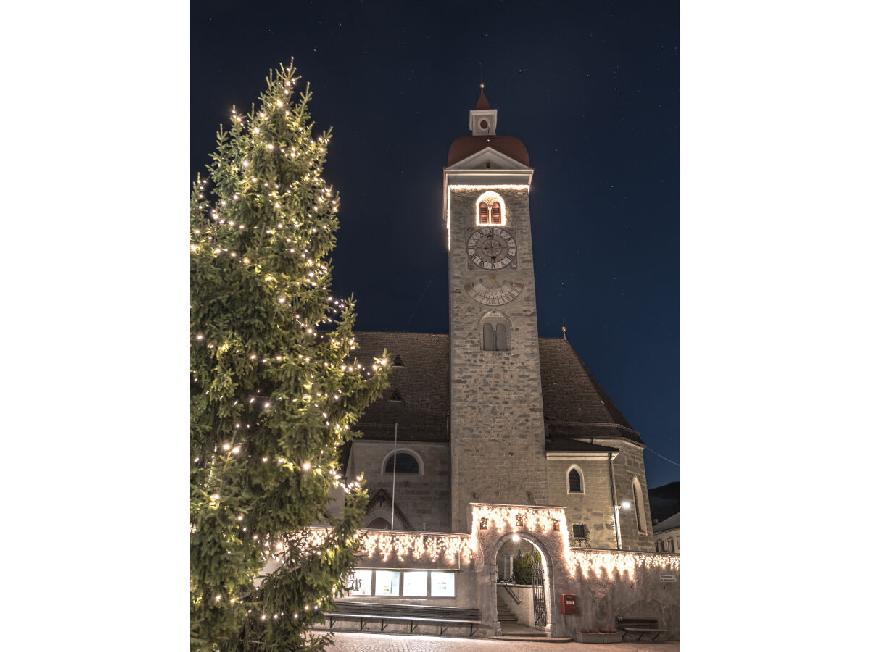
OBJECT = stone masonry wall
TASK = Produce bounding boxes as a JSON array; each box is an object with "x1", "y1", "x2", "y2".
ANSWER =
[
  {"x1": 607, "y1": 440, "x2": 655, "y2": 552},
  {"x1": 449, "y1": 187, "x2": 548, "y2": 531},
  {"x1": 545, "y1": 458, "x2": 617, "y2": 549},
  {"x1": 468, "y1": 504, "x2": 679, "y2": 640},
  {"x1": 347, "y1": 440, "x2": 451, "y2": 532},
  {"x1": 304, "y1": 506, "x2": 678, "y2": 641}
]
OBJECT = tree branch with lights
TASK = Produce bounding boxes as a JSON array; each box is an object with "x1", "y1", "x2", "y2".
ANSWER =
[{"x1": 190, "y1": 62, "x2": 390, "y2": 651}]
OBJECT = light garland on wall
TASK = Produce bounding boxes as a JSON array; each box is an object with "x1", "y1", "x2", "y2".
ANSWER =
[
  {"x1": 448, "y1": 184, "x2": 530, "y2": 191},
  {"x1": 469, "y1": 503, "x2": 574, "y2": 575},
  {"x1": 568, "y1": 548, "x2": 680, "y2": 582},
  {"x1": 286, "y1": 506, "x2": 681, "y2": 580},
  {"x1": 273, "y1": 527, "x2": 473, "y2": 568},
  {"x1": 257, "y1": 504, "x2": 679, "y2": 624},
  {"x1": 358, "y1": 530, "x2": 472, "y2": 566},
  {"x1": 467, "y1": 503, "x2": 679, "y2": 581}
]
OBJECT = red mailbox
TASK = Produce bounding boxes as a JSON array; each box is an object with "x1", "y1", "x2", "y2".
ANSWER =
[{"x1": 559, "y1": 594, "x2": 577, "y2": 615}]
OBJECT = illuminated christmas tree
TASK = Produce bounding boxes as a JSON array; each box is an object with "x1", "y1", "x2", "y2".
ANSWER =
[{"x1": 190, "y1": 62, "x2": 389, "y2": 650}]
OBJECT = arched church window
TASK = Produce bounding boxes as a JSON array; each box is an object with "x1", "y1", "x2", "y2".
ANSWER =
[
  {"x1": 479, "y1": 202, "x2": 490, "y2": 224},
  {"x1": 392, "y1": 354, "x2": 404, "y2": 367},
  {"x1": 383, "y1": 451, "x2": 421, "y2": 475},
  {"x1": 567, "y1": 467, "x2": 584, "y2": 494},
  {"x1": 495, "y1": 323, "x2": 508, "y2": 351},
  {"x1": 476, "y1": 191, "x2": 506, "y2": 226},
  {"x1": 367, "y1": 517, "x2": 390, "y2": 530},
  {"x1": 481, "y1": 311, "x2": 510, "y2": 351},
  {"x1": 483, "y1": 323, "x2": 496, "y2": 350},
  {"x1": 490, "y1": 201, "x2": 501, "y2": 224},
  {"x1": 632, "y1": 477, "x2": 649, "y2": 534}
]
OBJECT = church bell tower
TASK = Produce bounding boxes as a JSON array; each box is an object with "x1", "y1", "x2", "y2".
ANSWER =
[{"x1": 443, "y1": 86, "x2": 548, "y2": 532}]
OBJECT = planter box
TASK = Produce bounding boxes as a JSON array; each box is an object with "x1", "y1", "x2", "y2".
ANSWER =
[{"x1": 578, "y1": 632, "x2": 622, "y2": 644}]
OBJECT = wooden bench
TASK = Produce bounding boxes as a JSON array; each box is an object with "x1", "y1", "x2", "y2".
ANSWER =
[
  {"x1": 323, "y1": 601, "x2": 481, "y2": 637},
  {"x1": 616, "y1": 616, "x2": 668, "y2": 642}
]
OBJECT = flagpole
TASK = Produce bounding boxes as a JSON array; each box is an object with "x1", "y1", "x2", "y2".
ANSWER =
[{"x1": 390, "y1": 422, "x2": 398, "y2": 530}]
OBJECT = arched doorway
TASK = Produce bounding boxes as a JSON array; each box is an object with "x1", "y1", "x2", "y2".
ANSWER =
[{"x1": 490, "y1": 533, "x2": 553, "y2": 636}]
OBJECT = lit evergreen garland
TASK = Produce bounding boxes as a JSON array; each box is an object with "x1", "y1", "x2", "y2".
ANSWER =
[{"x1": 190, "y1": 62, "x2": 390, "y2": 651}]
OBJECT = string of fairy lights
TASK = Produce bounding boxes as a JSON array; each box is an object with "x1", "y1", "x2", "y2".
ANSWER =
[{"x1": 190, "y1": 69, "x2": 390, "y2": 625}]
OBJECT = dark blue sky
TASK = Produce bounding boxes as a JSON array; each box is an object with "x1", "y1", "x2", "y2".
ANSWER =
[{"x1": 191, "y1": 0, "x2": 679, "y2": 488}]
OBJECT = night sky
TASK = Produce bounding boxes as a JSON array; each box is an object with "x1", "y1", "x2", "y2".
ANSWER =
[{"x1": 191, "y1": 0, "x2": 679, "y2": 488}]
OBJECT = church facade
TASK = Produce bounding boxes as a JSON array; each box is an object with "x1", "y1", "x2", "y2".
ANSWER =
[
  {"x1": 323, "y1": 89, "x2": 679, "y2": 641},
  {"x1": 347, "y1": 87, "x2": 654, "y2": 553}
]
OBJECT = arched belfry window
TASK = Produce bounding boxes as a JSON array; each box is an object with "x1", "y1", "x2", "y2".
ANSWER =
[
  {"x1": 491, "y1": 201, "x2": 501, "y2": 223},
  {"x1": 382, "y1": 450, "x2": 422, "y2": 475},
  {"x1": 567, "y1": 466, "x2": 585, "y2": 494},
  {"x1": 632, "y1": 477, "x2": 649, "y2": 534},
  {"x1": 483, "y1": 323, "x2": 496, "y2": 351},
  {"x1": 481, "y1": 311, "x2": 510, "y2": 351},
  {"x1": 476, "y1": 191, "x2": 506, "y2": 226},
  {"x1": 479, "y1": 202, "x2": 489, "y2": 224},
  {"x1": 495, "y1": 323, "x2": 508, "y2": 351}
]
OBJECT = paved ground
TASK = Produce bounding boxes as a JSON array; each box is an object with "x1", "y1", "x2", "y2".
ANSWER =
[{"x1": 328, "y1": 632, "x2": 679, "y2": 651}]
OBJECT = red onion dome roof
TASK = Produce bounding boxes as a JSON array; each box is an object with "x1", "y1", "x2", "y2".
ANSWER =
[{"x1": 447, "y1": 135, "x2": 530, "y2": 166}]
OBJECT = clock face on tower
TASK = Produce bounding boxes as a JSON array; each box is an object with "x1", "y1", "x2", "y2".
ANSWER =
[{"x1": 466, "y1": 227, "x2": 517, "y2": 270}]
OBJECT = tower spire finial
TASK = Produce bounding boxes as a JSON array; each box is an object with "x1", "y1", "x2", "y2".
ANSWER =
[
  {"x1": 475, "y1": 83, "x2": 492, "y2": 110},
  {"x1": 561, "y1": 324, "x2": 568, "y2": 341}
]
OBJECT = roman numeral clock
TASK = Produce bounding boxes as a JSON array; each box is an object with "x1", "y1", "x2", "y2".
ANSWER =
[
  {"x1": 464, "y1": 226, "x2": 523, "y2": 306},
  {"x1": 466, "y1": 227, "x2": 517, "y2": 270}
]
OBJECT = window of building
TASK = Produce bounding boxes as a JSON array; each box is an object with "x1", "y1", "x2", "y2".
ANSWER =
[
  {"x1": 476, "y1": 191, "x2": 506, "y2": 226},
  {"x1": 481, "y1": 312, "x2": 510, "y2": 351},
  {"x1": 388, "y1": 389, "x2": 403, "y2": 402},
  {"x1": 392, "y1": 354, "x2": 405, "y2": 367},
  {"x1": 349, "y1": 569, "x2": 372, "y2": 595},
  {"x1": 479, "y1": 201, "x2": 490, "y2": 224},
  {"x1": 383, "y1": 450, "x2": 421, "y2": 475},
  {"x1": 483, "y1": 323, "x2": 496, "y2": 350},
  {"x1": 402, "y1": 571, "x2": 428, "y2": 597},
  {"x1": 366, "y1": 517, "x2": 390, "y2": 530},
  {"x1": 348, "y1": 569, "x2": 456, "y2": 598},
  {"x1": 495, "y1": 323, "x2": 508, "y2": 350},
  {"x1": 572, "y1": 523, "x2": 588, "y2": 540},
  {"x1": 491, "y1": 202, "x2": 501, "y2": 224},
  {"x1": 632, "y1": 477, "x2": 649, "y2": 534},
  {"x1": 430, "y1": 572, "x2": 455, "y2": 597},
  {"x1": 375, "y1": 570, "x2": 401, "y2": 596},
  {"x1": 567, "y1": 466, "x2": 584, "y2": 494}
]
